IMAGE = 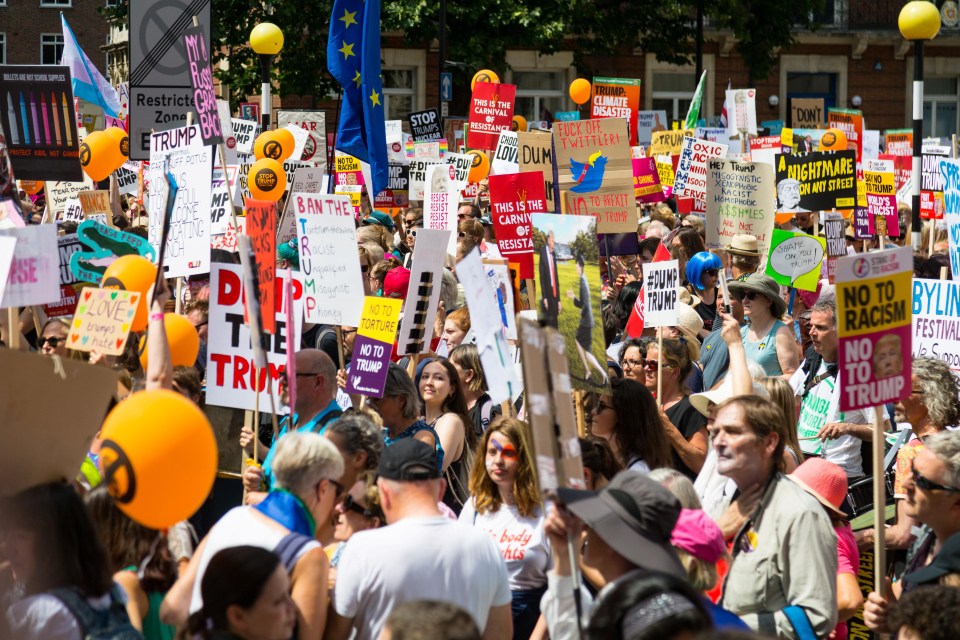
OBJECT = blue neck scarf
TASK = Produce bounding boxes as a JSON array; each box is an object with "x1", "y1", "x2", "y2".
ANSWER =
[{"x1": 254, "y1": 489, "x2": 317, "y2": 537}]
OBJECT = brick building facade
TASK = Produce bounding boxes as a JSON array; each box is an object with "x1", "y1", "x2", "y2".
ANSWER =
[{"x1": 0, "y1": 0, "x2": 111, "y2": 69}]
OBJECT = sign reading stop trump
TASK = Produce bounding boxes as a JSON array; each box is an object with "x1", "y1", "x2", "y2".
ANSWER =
[{"x1": 488, "y1": 171, "x2": 546, "y2": 279}]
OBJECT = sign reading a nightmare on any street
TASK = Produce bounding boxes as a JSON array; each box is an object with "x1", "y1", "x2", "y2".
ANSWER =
[{"x1": 129, "y1": 0, "x2": 212, "y2": 160}]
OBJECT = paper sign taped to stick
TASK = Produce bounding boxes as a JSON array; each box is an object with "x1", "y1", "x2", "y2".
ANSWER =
[
  {"x1": 0, "y1": 224, "x2": 58, "y2": 308},
  {"x1": 396, "y1": 228, "x2": 451, "y2": 355},
  {"x1": 347, "y1": 297, "x2": 402, "y2": 398},
  {"x1": 66, "y1": 287, "x2": 140, "y2": 355},
  {"x1": 836, "y1": 246, "x2": 912, "y2": 412},
  {"x1": 642, "y1": 260, "x2": 680, "y2": 327},
  {"x1": 765, "y1": 229, "x2": 825, "y2": 292}
]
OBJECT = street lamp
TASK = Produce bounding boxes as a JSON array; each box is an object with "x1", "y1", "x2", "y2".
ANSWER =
[
  {"x1": 249, "y1": 22, "x2": 284, "y2": 132},
  {"x1": 899, "y1": 1, "x2": 941, "y2": 251}
]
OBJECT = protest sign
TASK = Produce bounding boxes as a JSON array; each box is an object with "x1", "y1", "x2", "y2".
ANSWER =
[
  {"x1": 642, "y1": 260, "x2": 680, "y2": 327},
  {"x1": 70, "y1": 219, "x2": 155, "y2": 284},
  {"x1": 209, "y1": 166, "x2": 235, "y2": 235},
  {"x1": 277, "y1": 110, "x2": 327, "y2": 163},
  {"x1": 749, "y1": 136, "x2": 784, "y2": 167},
  {"x1": 231, "y1": 119, "x2": 257, "y2": 155},
  {"x1": 396, "y1": 228, "x2": 452, "y2": 355},
  {"x1": 78, "y1": 190, "x2": 111, "y2": 221},
  {"x1": 211, "y1": 216, "x2": 244, "y2": 253},
  {"x1": 65, "y1": 287, "x2": 140, "y2": 355},
  {"x1": 0, "y1": 236, "x2": 15, "y2": 304},
  {"x1": 375, "y1": 163, "x2": 410, "y2": 210},
  {"x1": 492, "y1": 131, "x2": 519, "y2": 175},
  {"x1": 912, "y1": 279, "x2": 960, "y2": 370},
  {"x1": 705, "y1": 159, "x2": 776, "y2": 260},
  {"x1": 347, "y1": 297, "x2": 402, "y2": 398},
  {"x1": 885, "y1": 130, "x2": 913, "y2": 157},
  {"x1": 726, "y1": 88, "x2": 758, "y2": 139},
  {"x1": 45, "y1": 177, "x2": 94, "y2": 217},
  {"x1": 292, "y1": 193, "x2": 364, "y2": 327},
  {"x1": 922, "y1": 145, "x2": 949, "y2": 219},
  {"x1": 484, "y1": 260, "x2": 518, "y2": 340},
  {"x1": 425, "y1": 163, "x2": 458, "y2": 244},
  {"x1": 408, "y1": 158, "x2": 441, "y2": 202},
  {"x1": 554, "y1": 118, "x2": 634, "y2": 233},
  {"x1": 517, "y1": 131, "x2": 558, "y2": 213},
  {"x1": 673, "y1": 137, "x2": 728, "y2": 216},
  {"x1": 637, "y1": 110, "x2": 668, "y2": 146},
  {"x1": 648, "y1": 129, "x2": 691, "y2": 157},
  {"x1": 883, "y1": 153, "x2": 912, "y2": 194},
  {"x1": 823, "y1": 210, "x2": 846, "y2": 284},
  {"x1": 775, "y1": 150, "x2": 857, "y2": 213},
  {"x1": 62, "y1": 199, "x2": 84, "y2": 223},
  {"x1": 408, "y1": 108, "x2": 443, "y2": 142},
  {"x1": 46, "y1": 234, "x2": 81, "y2": 317},
  {"x1": 467, "y1": 83, "x2": 516, "y2": 150},
  {"x1": 590, "y1": 77, "x2": 641, "y2": 146},
  {"x1": 444, "y1": 152, "x2": 472, "y2": 193},
  {"x1": 334, "y1": 152, "x2": 365, "y2": 187},
  {"x1": 531, "y1": 213, "x2": 609, "y2": 394},
  {"x1": 148, "y1": 125, "x2": 213, "y2": 278},
  {"x1": 828, "y1": 108, "x2": 864, "y2": 161},
  {"x1": 765, "y1": 229, "x2": 826, "y2": 292},
  {"x1": 282, "y1": 124, "x2": 310, "y2": 163},
  {"x1": 182, "y1": 26, "x2": 222, "y2": 146},
  {"x1": 115, "y1": 161, "x2": 140, "y2": 196},
  {"x1": 852, "y1": 207, "x2": 873, "y2": 240},
  {"x1": 245, "y1": 198, "x2": 277, "y2": 333},
  {"x1": 0, "y1": 224, "x2": 58, "y2": 307},
  {"x1": 790, "y1": 98, "x2": 824, "y2": 129},
  {"x1": 488, "y1": 171, "x2": 545, "y2": 278},
  {"x1": 863, "y1": 130, "x2": 880, "y2": 160},
  {"x1": 56, "y1": 234, "x2": 82, "y2": 286},
  {"x1": 207, "y1": 264, "x2": 303, "y2": 412},
  {"x1": 836, "y1": 246, "x2": 912, "y2": 412},
  {"x1": 0, "y1": 65, "x2": 81, "y2": 181},
  {"x1": 656, "y1": 155, "x2": 675, "y2": 198},
  {"x1": 941, "y1": 158, "x2": 960, "y2": 278},
  {"x1": 632, "y1": 157, "x2": 665, "y2": 204},
  {"x1": 864, "y1": 159, "x2": 898, "y2": 236}
]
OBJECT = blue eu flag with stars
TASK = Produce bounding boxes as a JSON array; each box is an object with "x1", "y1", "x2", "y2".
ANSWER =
[{"x1": 327, "y1": 0, "x2": 388, "y2": 197}]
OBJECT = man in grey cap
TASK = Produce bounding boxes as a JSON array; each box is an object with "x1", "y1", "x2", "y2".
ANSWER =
[{"x1": 539, "y1": 469, "x2": 687, "y2": 639}]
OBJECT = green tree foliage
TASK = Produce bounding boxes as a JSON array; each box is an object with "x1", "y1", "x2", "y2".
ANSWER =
[
  {"x1": 570, "y1": 222, "x2": 599, "y2": 263},
  {"x1": 532, "y1": 226, "x2": 547, "y2": 254}
]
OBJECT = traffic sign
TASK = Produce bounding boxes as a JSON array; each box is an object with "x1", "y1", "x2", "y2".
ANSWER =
[{"x1": 440, "y1": 72, "x2": 453, "y2": 103}]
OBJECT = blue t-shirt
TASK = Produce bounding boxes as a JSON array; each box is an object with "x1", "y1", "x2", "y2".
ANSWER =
[{"x1": 262, "y1": 399, "x2": 342, "y2": 489}]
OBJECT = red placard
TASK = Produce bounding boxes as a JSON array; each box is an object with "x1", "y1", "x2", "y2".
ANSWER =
[
  {"x1": 488, "y1": 172, "x2": 546, "y2": 279},
  {"x1": 467, "y1": 82, "x2": 516, "y2": 151},
  {"x1": 245, "y1": 198, "x2": 277, "y2": 333}
]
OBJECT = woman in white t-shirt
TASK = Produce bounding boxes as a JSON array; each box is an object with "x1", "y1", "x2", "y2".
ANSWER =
[{"x1": 459, "y1": 417, "x2": 550, "y2": 640}]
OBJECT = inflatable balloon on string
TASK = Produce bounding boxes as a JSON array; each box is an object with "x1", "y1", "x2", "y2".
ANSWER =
[
  {"x1": 466, "y1": 150, "x2": 490, "y2": 183},
  {"x1": 19, "y1": 180, "x2": 44, "y2": 195},
  {"x1": 104, "y1": 126, "x2": 130, "y2": 164},
  {"x1": 79, "y1": 131, "x2": 124, "y2": 182},
  {"x1": 254, "y1": 130, "x2": 285, "y2": 161},
  {"x1": 247, "y1": 158, "x2": 287, "y2": 201},
  {"x1": 512, "y1": 115, "x2": 528, "y2": 133},
  {"x1": 101, "y1": 256, "x2": 157, "y2": 332},
  {"x1": 471, "y1": 69, "x2": 500, "y2": 91},
  {"x1": 272, "y1": 128, "x2": 296, "y2": 161},
  {"x1": 138, "y1": 313, "x2": 201, "y2": 369},
  {"x1": 818, "y1": 128, "x2": 848, "y2": 152},
  {"x1": 569, "y1": 78, "x2": 592, "y2": 105}
]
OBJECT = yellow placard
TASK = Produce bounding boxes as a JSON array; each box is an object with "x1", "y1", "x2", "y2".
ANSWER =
[
  {"x1": 837, "y1": 271, "x2": 911, "y2": 339},
  {"x1": 357, "y1": 296, "x2": 403, "y2": 343}
]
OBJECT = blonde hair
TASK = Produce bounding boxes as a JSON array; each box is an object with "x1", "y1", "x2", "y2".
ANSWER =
[
  {"x1": 760, "y1": 377, "x2": 803, "y2": 470},
  {"x1": 677, "y1": 549, "x2": 719, "y2": 591}
]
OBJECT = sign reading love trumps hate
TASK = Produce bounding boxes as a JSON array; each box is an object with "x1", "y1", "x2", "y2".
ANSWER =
[
  {"x1": 66, "y1": 288, "x2": 140, "y2": 355},
  {"x1": 293, "y1": 193, "x2": 364, "y2": 327},
  {"x1": 347, "y1": 297, "x2": 403, "y2": 398}
]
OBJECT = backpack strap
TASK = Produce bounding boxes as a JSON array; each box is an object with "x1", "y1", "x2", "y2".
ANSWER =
[
  {"x1": 49, "y1": 587, "x2": 98, "y2": 637},
  {"x1": 274, "y1": 532, "x2": 316, "y2": 572},
  {"x1": 782, "y1": 605, "x2": 818, "y2": 640}
]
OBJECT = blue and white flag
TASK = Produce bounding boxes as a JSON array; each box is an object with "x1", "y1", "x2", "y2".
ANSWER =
[{"x1": 60, "y1": 13, "x2": 122, "y2": 118}]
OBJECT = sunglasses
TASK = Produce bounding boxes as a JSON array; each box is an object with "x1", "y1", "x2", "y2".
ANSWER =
[
  {"x1": 327, "y1": 478, "x2": 345, "y2": 498},
  {"x1": 742, "y1": 291, "x2": 764, "y2": 301},
  {"x1": 38, "y1": 336, "x2": 67, "y2": 349},
  {"x1": 278, "y1": 370, "x2": 322, "y2": 384},
  {"x1": 592, "y1": 401, "x2": 614, "y2": 414},
  {"x1": 643, "y1": 359, "x2": 674, "y2": 370},
  {"x1": 341, "y1": 493, "x2": 376, "y2": 518},
  {"x1": 409, "y1": 229, "x2": 418, "y2": 237},
  {"x1": 703, "y1": 269, "x2": 719, "y2": 276},
  {"x1": 911, "y1": 461, "x2": 960, "y2": 493}
]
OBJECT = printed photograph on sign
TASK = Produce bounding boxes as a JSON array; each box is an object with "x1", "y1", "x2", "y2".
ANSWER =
[{"x1": 531, "y1": 212, "x2": 608, "y2": 394}]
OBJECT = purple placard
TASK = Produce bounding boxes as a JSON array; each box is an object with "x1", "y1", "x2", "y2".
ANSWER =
[
  {"x1": 853, "y1": 207, "x2": 874, "y2": 239},
  {"x1": 183, "y1": 25, "x2": 223, "y2": 146},
  {"x1": 345, "y1": 334, "x2": 392, "y2": 398}
]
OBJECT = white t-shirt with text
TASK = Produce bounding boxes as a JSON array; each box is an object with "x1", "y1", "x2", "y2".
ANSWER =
[{"x1": 459, "y1": 498, "x2": 551, "y2": 590}]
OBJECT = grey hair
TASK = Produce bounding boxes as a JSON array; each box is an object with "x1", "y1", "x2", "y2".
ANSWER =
[
  {"x1": 440, "y1": 268, "x2": 458, "y2": 313},
  {"x1": 810, "y1": 296, "x2": 837, "y2": 328},
  {"x1": 384, "y1": 363, "x2": 421, "y2": 420},
  {"x1": 913, "y1": 358, "x2": 960, "y2": 430},
  {"x1": 924, "y1": 430, "x2": 960, "y2": 489},
  {"x1": 648, "y1": 468, "x2": 702, "y2": 509},
  {"x1": 326, "y1": 413, "x2": 385, "y2": 470},
  {"x1": 271, "y1": 432, "x2": 345, "y2": 498}
]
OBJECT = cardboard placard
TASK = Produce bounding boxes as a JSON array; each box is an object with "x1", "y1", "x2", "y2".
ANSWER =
[
  {"x1": 492, "y1": 131, "x2": 519, "y2": 175},
  {"x1": 765, "y1": 229, "x2": 826, "y2": 292},
  {"x1": 705, "y1": 158, "x2": 776, "y2": 261},
  {"x1": 231, "y1": 118, "x2": 258, "y2": 155},
  {"x1": 632, "y1": 157, "x2": 665, "y2": 204},
  {"x1": 517, "y1": 131, "x2": 558, "y2": 213},
  {"x1": 70, "y1": 219, "x2": 155, "y2": 285},
  {"x1": 726, "y1": 88, "x2": 758, "y2": 137},
  {"x1": 885, "y1": 130, "x2": 912, "y2": 157},
  {"x1": 836, "y1": 247, "x2": 912, "y2": 412},
  {"x1": 292, "y1": 193, "x2": 364, "y2": 327},
  {"x1": 828, "y1": 108, "x2": 864, "y2": 162},
  {"x1": 66, "y1": 287, "x2": 140, "y2": 355},
  {"x1": 775, "y1": 150, "x2": 857, "y2": 213},
  {"x1": 941, "y1": 159, "x2": 960, "y2": 278},
  {"x1": 408, "y1": 108, "x2": 443, "y2": 142},
  {"x1": 864, "y1": 159, "x2": 898, "y2": 237},
  {"x1": 790, "y1": 98, "x2": 824, "y2": 129},
  {"x1": 346, "y1": 297, "x2": 402, "y2": 398},
  {"x1": 45, "y1": 177, "x2": 94, "y2": 216},
  {"x1": 823, "y1": 210, "x2": 846, "y2": 284},
  {"x1": 424, "y1": 163, "x2": 457, "y2": 237},
  {"x1": 0, "y1": 65, "x2": 82, "y2": 181},
  {"x1": 78, "y1": 190, "x2": 111, "y2": 220},
  {"x1": 912, "y1": 279, "x2": 960, "y2": 369},
  {"x1": 395, "y1": 228, "x2": 451, "y2": 355},
  {"x1": 0, "y1": 224, "x2": 58, "y2": 308},
  {"x1": 408, "y1": 158, "x2": 441, "y2": 202},
  {"x1": 637, "y1": 110, "x2": 668, "y2": 147},
  {"x1": 277, "y1": 110, "x2": 327, "y2": 164},
  {"x1": 467, "y1": 83, "x2": 516, "y2": 151},
  {"x1": 642, "y1": 260, "x2": 680, "y2": 327},
  {"x1": 62, "y1": 198, "x2": 84, "y2": 223},
  {"x1": 245, "y1": 198, "x2": 277, "y2": 333},
  {"x1": 0, "y1": 235, "x2": 16, "y2": 305},
  {"x1": 648, "y1": 129, "x2": 692, "y2": 157},
  {"x1": 921, "y1": 145, "x2": 949, "y2": 219},
  {"x1": 182, "y1": 25, "x2": 223, "y2": 146},
  {"x1": 673, "y1": 136, "x2": 728, "y2": 216}
]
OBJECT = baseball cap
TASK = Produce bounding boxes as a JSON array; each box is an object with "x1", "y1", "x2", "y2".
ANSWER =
[
  {"x1": 905, "y1": 531, "x2": 960, "y2": 585},
  {"x1": 383, "y1": 267, "x2": 411, "y2": 299},
  {"x1": 378, "y1": 439, "x2": 441, "y2": 481},
  {"x1": 558, "y1": 470, "x2": 685, "y2": 579}
]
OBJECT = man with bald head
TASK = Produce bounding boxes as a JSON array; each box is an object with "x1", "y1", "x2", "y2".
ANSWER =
[{"x1": 242, "y1": 349, "x2": 343, "y2": 494}]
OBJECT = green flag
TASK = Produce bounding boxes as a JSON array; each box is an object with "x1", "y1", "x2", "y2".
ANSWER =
[{"x1": 683, "y1": 70, "x2": 708, "y2": 130}]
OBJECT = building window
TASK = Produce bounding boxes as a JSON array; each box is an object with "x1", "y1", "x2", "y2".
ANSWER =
[
  {"x1": 0, "y1": 34, "x2": 6, "y2": 65},
  {"x1": 513, "y1": 71, "x2": 565, "y2": 122},
  {"x1": 41, "y1": 34, "x2": 64, "y2": 65},
  {"x1": 923, "y1": 77, "x2": 959, "y2": 140},
  {"x1": 651, "y1": 72, "x2": 696, "y2": 123},
  {"x1": 786, "y1": 72, "x2": 837, "y2": 126},
  {"x1": 40, "y1": 0, "x2": 71, "y2": 6},
  {"x1": 382, "y1": 69, "x2": 415, "y2": 121}
]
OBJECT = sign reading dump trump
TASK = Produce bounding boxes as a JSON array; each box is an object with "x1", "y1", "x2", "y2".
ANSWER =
[{"x1": 642, "y1": 260, "x2": 680, "y2": 328}]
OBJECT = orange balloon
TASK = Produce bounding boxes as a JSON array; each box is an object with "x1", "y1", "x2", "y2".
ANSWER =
[
  {"x1": 471, "y1": 69, "x2": 500, "y2": 91},
  {"x1": 512, "y1": 115, "x2": 528, "y2": 133},
  {"x1": 19, "y1": 180, "x2": 44, "y2": 195},
  {"x1": 104, "y1": 126, "x2": 130, "y2": 166},
  {"x1": 569, "y1": 78, "x2": 592, "y2": 105},
  {"x1": 466, "y1": 150, "x2": 490, "y2": 183},
  {"x1": 80, "y1": 131, "x2": 122, "y2": 182},
  {"x1": 99, "y1": 389, "x2": 217, "y2": 529},
  {"x1": 273, "y1": 128, "x2": 296, "y2": 161},
  {"x1": 247, "y1": 158, "x2": 287, "y2": 201},
  {"x1": 254, "y1": 130, "x2": 284, "y2": 161},
  {"x1": 101, "y1": 256, "x2": 157, "y2": 332},
  {"x1": 819, "y1": 128, "x2": 847, "y2": 152},
  {"x1": 138, "y1": 313, "x2": 200, "y2": 369}
]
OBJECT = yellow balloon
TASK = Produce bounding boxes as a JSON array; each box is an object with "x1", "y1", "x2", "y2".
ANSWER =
[
  {"x1": 471, "y1": 69, "x2": 500, "y2": 92},
  {"x1": 19, "y1": 180, "x2": 44, "y2": 195},
  {"x1": 569, "y1": 78, "x2": 592, "y2": 105},
  {"x1": 466, "y1": 150, "x2": 490, "y2": 183},
  {"x1": 80, "y1": 131, "x2": 122, "y2": 182},
  {"x1": 512, "y1": 115, "x2": 528, "y2": 133},
  {"x1": 254, "y1": 130, "x2": 284, "y2": 161},
  {"x1": 104, "y1": 127, "x2": 130, "y2": 167},
  {"x1": 101, "y1": 256, "x2": 157, "y2": 332},
  {"x1": 99, "y1": 389, "x2": 217, "y2": 530},
  {"x1": 273, "y1": 128, "x2": 296, "y2": 161},
  {"x1": 248, "y1": 158, "x2": 287, "y2": 201},
  {"x1": 138, "y1": 313, "x2": 200, "y2": 369},
  {"x1": 819, "y1": 128, "x2": 847, "y2": 152}
]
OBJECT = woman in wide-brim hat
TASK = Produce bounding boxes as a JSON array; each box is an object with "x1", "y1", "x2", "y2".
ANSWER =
[{"x1": 728, "y1": 273, "x2": 798, "y2": 378}]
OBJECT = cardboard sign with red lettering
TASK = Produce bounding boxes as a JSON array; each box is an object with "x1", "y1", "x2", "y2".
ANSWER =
[
  {"x1": 0, "y1": 224, "x2": 58, "y2": 308},
  {"x1": 207, "y1": 264, "x2": 303, "y2": 412},
  {"x1": 467, "y1": 82, "x2": 517, "y2": 151},
  {"x1": 245, "y1": 198, "x2": 277, "y2": 333},
  {"x1": 488, "y1": 171, "x2": 546, "y2": 279}
]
